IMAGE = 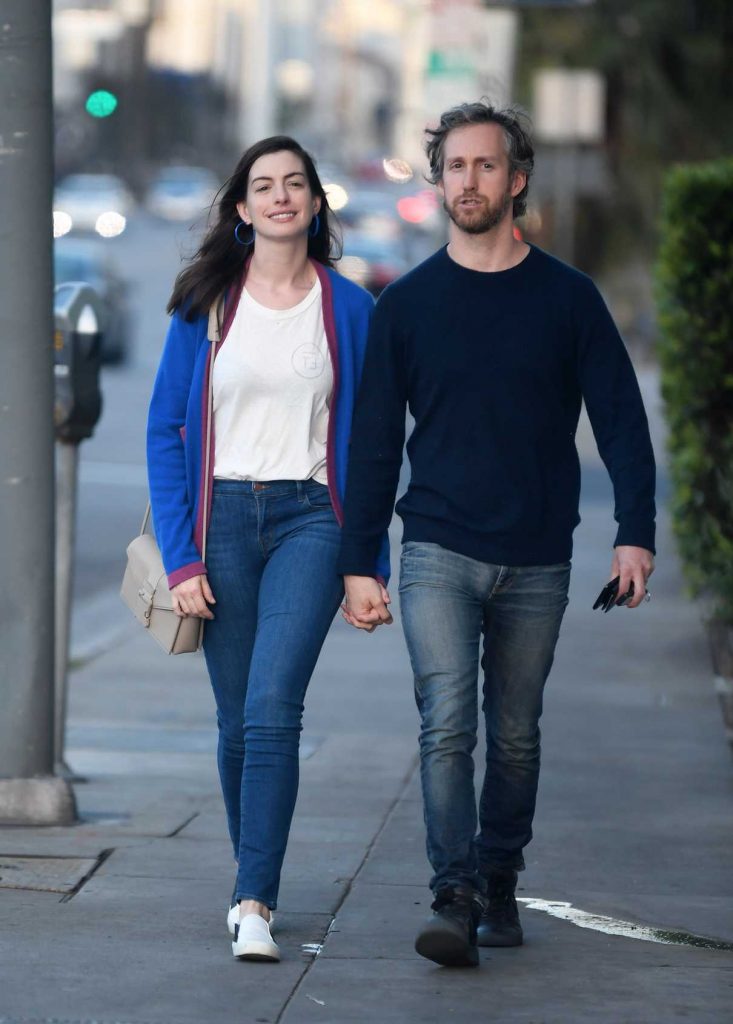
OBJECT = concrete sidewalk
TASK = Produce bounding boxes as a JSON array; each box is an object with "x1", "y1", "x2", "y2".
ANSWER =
[{"x1": 1, "y1": 371, "x2": 732, "y2": 1023}]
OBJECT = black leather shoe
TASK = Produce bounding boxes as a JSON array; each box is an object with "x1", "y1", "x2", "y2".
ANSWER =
[
  {"x1": 414, "y1": 885, "x2": 483, "y2": 966},
  {"x1": 477, "y1": 868, "x2": 523, "y2": 947}
]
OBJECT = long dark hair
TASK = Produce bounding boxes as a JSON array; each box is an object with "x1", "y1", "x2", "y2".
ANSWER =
[{"x1": 167, "y1": 136, "x2": 341, "y2": 319}]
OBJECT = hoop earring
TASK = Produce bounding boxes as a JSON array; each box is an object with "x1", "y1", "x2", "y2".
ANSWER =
[
  {"x1": 308, "y1": 213, "x2": 320, "y2": 238},
  {"x1": 234, "y1": 221, "x2": 255, "y2": 246}
]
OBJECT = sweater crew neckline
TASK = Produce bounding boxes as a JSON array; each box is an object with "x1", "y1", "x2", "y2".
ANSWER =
[{"x1": 441, "y1": 242, "x2": 537, "y2": 281}]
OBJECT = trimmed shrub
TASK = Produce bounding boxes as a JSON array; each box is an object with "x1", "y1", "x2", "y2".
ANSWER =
[{"x1": 655, "y1": 158, "x2": 733, "y2": 621}]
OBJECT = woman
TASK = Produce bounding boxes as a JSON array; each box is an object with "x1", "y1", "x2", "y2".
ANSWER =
[{"x1": 147, "y1": 137, "x2": 390, "y2": 962}]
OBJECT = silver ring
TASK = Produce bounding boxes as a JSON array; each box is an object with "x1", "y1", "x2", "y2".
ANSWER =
[{"x1": 644, "y1": 590, "x2": 651, "y2": 603}]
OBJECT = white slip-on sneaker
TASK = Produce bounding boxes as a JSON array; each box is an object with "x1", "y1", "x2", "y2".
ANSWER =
[
  {"x1": 232, "y1": 913, "x2": 280, "y2": 962},
  {"x1": 227, "y1": 903, "x2": 275, "y2": 935}
]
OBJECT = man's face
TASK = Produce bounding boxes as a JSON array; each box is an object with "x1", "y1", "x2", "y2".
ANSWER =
[{"x1": 438, "y1": 122, "x2": 522, "y2": 235}]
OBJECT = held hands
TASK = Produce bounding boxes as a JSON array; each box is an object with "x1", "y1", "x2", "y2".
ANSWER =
[
  {"x1": 171, "y1": 574, "x2": 216, "y2": 619},
  {"x1": 610, "y1": 546, "x2": 655, "y2": 609},
  {"x1": 342, "y1": 575, "x2": 393, "y2": 633}
]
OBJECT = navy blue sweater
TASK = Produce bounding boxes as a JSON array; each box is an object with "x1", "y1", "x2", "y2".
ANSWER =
[{"x1": 336, "y1": 245, "x2": 656, "y2": 575}]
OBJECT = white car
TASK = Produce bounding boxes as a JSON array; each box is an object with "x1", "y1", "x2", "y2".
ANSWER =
[{"x1": 54, "y1": 173, "x2": 134, "y2": 237}]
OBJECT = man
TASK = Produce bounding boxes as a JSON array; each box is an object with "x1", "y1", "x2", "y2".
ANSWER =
[{"x1": 336, "y1": 101, "x2": 656, "y2": 968}]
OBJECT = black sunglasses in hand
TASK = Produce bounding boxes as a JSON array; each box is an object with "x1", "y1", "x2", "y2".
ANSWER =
[{"x1": 592, "y1": 575, "x2": 635, "y2": 613}]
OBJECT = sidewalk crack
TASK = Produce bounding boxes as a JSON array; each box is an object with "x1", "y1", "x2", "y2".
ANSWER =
[
  {"x1": 166, "y1": 812, "x2": 199, "y2": 838},
  {"x1": 60, "y1": 848, "x2": 115, "y2": 902},
  {"x1": 275, "y1": 752, "x2": 420, "y2": 1022}
]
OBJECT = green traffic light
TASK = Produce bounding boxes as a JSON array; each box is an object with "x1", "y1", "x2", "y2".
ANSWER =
[{"x1": 85, "y1": 90, "x2": 118, "y2": 118}]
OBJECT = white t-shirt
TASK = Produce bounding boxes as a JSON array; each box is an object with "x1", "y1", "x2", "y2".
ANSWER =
[{"x1": 212, "y1": 277, "x2": 332, "y2": 484}]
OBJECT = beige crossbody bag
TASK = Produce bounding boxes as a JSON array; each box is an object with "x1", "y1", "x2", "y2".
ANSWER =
[{"x1": 120, "y1": 300, "x2": 222, "y2": 654}]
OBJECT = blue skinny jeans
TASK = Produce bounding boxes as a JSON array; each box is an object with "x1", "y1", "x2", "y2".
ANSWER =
[
  {"x1": 398, "y1": 541, "x2": 570, "y2": 894},
  {"x1": 202, "y1": 478, "x2": 343, "y2": 910}
]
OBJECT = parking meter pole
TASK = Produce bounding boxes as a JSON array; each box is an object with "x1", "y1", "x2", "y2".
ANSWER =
[
  {"x1": 0, "y1": 1, "x2": 76, "y2": 824},
  {"x1": 52, "y1": 285, "x2": 104, "y2": 780},
  {"x1": 54, "y1": 442, "x2": 80, "y2": 777}
]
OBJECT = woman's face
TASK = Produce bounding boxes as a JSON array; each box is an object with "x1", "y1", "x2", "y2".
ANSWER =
[{"x1": 237, "y1": 150, "x2": 321, "y2": 242}]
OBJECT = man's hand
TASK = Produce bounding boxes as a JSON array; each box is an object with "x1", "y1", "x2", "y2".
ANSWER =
[
  {"x1": 171, "y1": 574, "x2": 216, "y2": 619},
  {"x1": 342, "y1": 575, "x2": 393, "y2": 632},
  {"x1": 610, "y1": 546, "x2": 655, "y2": 609}
]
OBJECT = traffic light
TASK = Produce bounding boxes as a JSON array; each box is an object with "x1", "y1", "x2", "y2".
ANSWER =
[{"x1": 85, "y1": 90, "x2": 118, "y2": 118}]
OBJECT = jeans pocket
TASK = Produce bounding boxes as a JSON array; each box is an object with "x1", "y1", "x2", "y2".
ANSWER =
[
  {"x1": 399, "y1": 542, "x2": 429, "y2": 591},
  {"x1": 305, "y1": 482, "x2": 332, "y2": 510}
]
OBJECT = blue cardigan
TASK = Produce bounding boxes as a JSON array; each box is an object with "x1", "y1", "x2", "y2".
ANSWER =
[{"x1": 147, "y1": 260, "x2": 391, "y2": 588}]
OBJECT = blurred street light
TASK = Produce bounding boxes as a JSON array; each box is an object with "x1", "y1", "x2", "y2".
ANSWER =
[
  {"x1": 383, "y1": 157, "x2": 413, "y2": 183},
  {"x1": 53, "y1": 211, "x2": 73, "y2": 239},
  {"x1": 324, "y1": 182, "x2": 349, "y2": 211},
  {"x1": 397, "y1": 190, "x2": 438, "y2": 226},
  {"x1": 95, "y1": 212, "x2": 127, "y2": 238}
]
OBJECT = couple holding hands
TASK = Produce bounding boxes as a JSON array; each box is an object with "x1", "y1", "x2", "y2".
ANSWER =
[{"x1": 147, "y1": 100, "x2": 655, "y2": 966}]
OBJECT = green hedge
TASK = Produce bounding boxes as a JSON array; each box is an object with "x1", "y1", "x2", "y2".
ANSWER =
[{"x1": 655, "y1": 158, "x2": 733, "y2": 621}]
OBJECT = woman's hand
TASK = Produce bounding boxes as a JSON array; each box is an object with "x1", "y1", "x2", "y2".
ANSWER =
[
  {"x1": 171, "y1": 574, "x2": 216, "y2": 619},
  {"x1": 341, "y1": 575, "x2": 393, "y2": 632}
]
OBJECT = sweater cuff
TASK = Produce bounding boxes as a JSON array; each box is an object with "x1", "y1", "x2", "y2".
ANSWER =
[
  {"x1": 167, "y1": 560, "x2": 207, "y2": 589},
  {"x1": 613, "y1": 522, "x2": 656, "y2": 555},
  {"x1": 336, "y1": 544, "x2": 380, "y2": 579}
]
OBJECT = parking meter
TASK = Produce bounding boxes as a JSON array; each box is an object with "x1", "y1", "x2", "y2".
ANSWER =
[
  {"x1": 53, "y1": 281, "x2": 104, "y2": 778},
  {"x1": 54, "y1": 282, "x2": 104, "y2": 443}
]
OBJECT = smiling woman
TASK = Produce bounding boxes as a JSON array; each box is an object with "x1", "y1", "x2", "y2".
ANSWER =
[
  {"x1": 146, "y1": 135, "x2": 388, "y2": 966},
  {"x1": 167, "y1": 137, "x2": 341, "y2": 320}
]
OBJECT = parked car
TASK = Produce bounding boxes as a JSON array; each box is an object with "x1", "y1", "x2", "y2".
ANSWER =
[
  {"x1": 54, "y1": 173, "x2": 134, "y2": 237},
  {"x1": 339, "y1": 233, "x2": 410, "y2": 296},
  {"x1": 53, "y1": 237, "x2": 132, "y2": 364},
  {"x1": 146, "y1": 165, "x2": 220, "y2": 222},
  {"x1": 337, "y1": 189, "x2": 401, "y2": 239}
]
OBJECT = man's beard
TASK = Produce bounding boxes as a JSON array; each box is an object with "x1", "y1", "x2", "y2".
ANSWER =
[{"x1": 445, "y1": 189, "x2": 513, "y2": 235}]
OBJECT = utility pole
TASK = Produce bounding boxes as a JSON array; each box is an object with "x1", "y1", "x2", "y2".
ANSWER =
[{"x1": 0, "y1": 2, "x2": 76, "y2": 823}]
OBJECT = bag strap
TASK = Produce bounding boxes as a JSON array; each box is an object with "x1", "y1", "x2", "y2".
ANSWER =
[
  {"x1": 201, "y1": 295, "x2": 224, "y2": 560},
  {"x1": 140, "y1": 502, "x2": 152, "y2": 536},
  {"x1": 143, "y1": 295, "x2": 224, "y2": 551},
  {"x1": 200, "y1": 334, "x2": 217, "y2": 560}
]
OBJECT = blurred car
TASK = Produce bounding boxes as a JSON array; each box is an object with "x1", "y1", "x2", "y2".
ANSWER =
[
  {"x1": 337, "y1": 189, "x2": 401, "y2": 240},
  {"x1": 339, "y1": 233, "x2": 410, "y2": 296},
  {"x1": 54, "y1": 173, "x2": 134, "y2": 237},
  {"x1": 53, "y1": 237, "x2": 131, "y2": 364},
  {"x1": 146, "y1": 165, "x2": 220, "y2": 222}
]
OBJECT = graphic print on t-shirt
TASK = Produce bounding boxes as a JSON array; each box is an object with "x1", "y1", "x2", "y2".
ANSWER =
[{"x1": 292, "y1": 342, "x2": 327, "y2": 379}]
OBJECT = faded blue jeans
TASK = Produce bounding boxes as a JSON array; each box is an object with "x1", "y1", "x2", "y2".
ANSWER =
[
  {"x1": 398, "y1": 541, "x2": 570, "y2": 894},
  {"x1": 202, "y1": 479, "x2": 343, "y2": 910}
]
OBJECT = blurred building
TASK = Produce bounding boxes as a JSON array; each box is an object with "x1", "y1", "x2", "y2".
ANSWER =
[{"x1": 52, "y1": 0, "x2": 522, "y2": 183}]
